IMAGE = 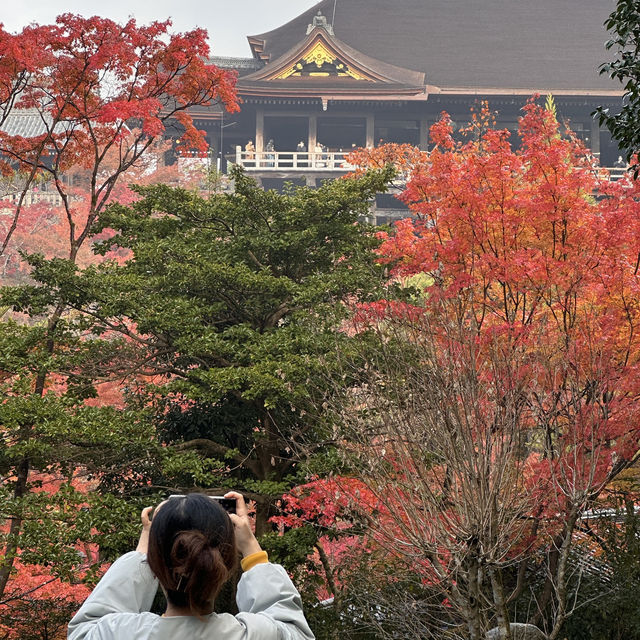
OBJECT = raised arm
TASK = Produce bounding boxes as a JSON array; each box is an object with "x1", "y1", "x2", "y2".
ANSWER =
[
  {"x1": 225, "y1": 492, "x2": 315, "y2": 640},
  {"x1": 67, "y1": 509, "x2": 158, "y2": 640}
]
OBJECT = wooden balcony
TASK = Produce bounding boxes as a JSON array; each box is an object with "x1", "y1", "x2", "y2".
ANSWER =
[
  {"x1": 605, "y1": 166, "x2": 628, "y2": 181},
  {"x1": 0, "y1": 190, "x2": 63, "y2": 210},
  {"x1": 234, "y1": 149, "x2": 355, "y2": 172},
  {"x1": 231, "y1": 148, "x2": 632, "y2": 183}
]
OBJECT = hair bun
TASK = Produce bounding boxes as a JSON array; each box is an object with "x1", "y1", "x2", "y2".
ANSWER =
[
  {"x1": 170, "y1": 530, "x2": 210, "y2": 586},
  {"x1": 169, "y1": 530, "x2": 232, "y2": 612}
]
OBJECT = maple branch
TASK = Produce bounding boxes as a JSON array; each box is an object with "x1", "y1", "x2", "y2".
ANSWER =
[
  {"x1": 263, "y1": 302, "x2": 293, "y2": 330},
  {"x1": 315, "y1": 542, "x2": 338, "y2": 601},
  {"x1": 0, "y1": 576, "x2": 59, "y2": 606}
]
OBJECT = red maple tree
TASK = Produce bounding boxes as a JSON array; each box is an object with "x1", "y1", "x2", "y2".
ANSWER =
[
  {"x1": 286, "y1": 102, "x2": 640, "y2": 639},
  {"x1": 0, "y1": 13, "x2": 237, "y2": 261}
]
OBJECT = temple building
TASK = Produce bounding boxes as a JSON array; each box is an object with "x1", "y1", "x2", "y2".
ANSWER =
[
  {"x1": 187, "y1": 0, "x2": 623, "y2": 220},
  {"x1": 1, "y1": 1, "x2": 625, "y2": 221}
]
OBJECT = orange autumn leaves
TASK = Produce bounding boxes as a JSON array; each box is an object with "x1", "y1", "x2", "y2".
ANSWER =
[{"x1": 339, "y1": 101, "x2": 640, "y2": 553}]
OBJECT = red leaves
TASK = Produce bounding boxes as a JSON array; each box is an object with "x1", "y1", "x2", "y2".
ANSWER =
[
  {"x1": 0, "y1": 13, "x2": 238, "y2": 178},
  {"x1": 347, "y1": 143, "x2": 427, "y2": 174},
  {"x1": 97, "y1": 98, "x2": 162, "y2": 126},
  {"x1": 350, "y1": 99, "x2": 640, "y2": 544},
  {"x1": 369, "y1": 102, "x2": 638, "y2": 348},
  {"x1": 273, "y1": 477, "x2": 377, "y2": 531},
  {"x1": 0, "y1": 14, "x2": 238, "y2": 260},
  {"x1": 0, "y1": 561, "x2": 92, "y2": 639},
  {"x1": 429, "y1": 111, "x2": 455, "y2": 149}
]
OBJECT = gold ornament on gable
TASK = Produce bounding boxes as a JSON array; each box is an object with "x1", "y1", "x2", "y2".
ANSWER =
[{"x1": 274, "y1": 41, "x2": 373, "y2": 81}]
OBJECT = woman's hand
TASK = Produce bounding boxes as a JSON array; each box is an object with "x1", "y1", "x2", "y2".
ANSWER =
[
  {"x1": 225, "y1": 491, "x2": 262, "y2": 558},
  {"x1": 135, "y1": 506, "x2": 154, "y2": 554}
]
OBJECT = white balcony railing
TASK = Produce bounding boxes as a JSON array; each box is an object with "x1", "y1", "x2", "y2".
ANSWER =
[
  {"x1": 234, "y1": 149, "x2": 355, "y2": 172},
  {"x1": 0, "y1": 190, "x2": 63, "y2": 207},
  {"x1": 232, "y1": 148, "x2": 633, "y2": 182},
  {"x1": 605, "y1": 166, "x2": 628, "y2": 181}
]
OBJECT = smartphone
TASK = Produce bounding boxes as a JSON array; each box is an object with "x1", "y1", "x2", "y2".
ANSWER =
[{"x1": 209, "y1": 496, "x2": 237, "y2": 514}]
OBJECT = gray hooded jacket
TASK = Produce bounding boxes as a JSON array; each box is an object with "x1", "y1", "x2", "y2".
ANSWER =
[{"x1": 67, "y1": 552, "x2": 315, "y2": 640}]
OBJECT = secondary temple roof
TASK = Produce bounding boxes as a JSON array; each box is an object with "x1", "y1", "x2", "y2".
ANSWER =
[
  {"x1": 247, "y1": 0, "x2": 620, "y2": 95},
  {"x1": 0, "y1": 109, "x2": 70, "y2": 137}
]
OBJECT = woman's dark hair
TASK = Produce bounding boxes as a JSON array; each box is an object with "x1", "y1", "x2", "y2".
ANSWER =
[{"x1": 147, "y1": 494, "x2": 237, "y2": 615}]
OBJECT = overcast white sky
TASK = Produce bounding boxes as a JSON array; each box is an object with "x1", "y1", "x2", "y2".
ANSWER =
[{"x1": 2, "y1": 1, "x2": 321, "y2": 57}]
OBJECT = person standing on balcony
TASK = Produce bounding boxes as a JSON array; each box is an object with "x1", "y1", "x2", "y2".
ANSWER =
[
  {"x1": 245, "y1": 140, "x2": 255, "y2": 167},
  {"x1": 314, "y1": 142, "x2": 324, "y2": 168},
  {"x1": 266, "y1": 139, "x2": 275, "y2": 167},
  {"x1": 297, "y1": 140, "x2": 307, "y2": 167}
]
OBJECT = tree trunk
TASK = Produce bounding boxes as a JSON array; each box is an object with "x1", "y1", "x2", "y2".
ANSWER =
[
  {"x1": 252, "y1": 408, "x2": 285, "y2": 537},
  {"x1": 0, "y1": 318, "x2": 59, "y2": 599},
  {"x1": 529, "y1": 546, "x2": 559, "y2": 627},
  {"x1": 465, "y1": 601, "x2": 483, "y2": 640},
  {"x1": 467, "y1": 557, "x2": 483, "y2": 640},
  {"x1": 254, "y1": 497, "x2": 272, "y2": 537},
  {"x1": 0, "y1": 457, "x2": 29, "y2": 598},
  {"x1": 489, "y1": 566, "x2": 512, "y2": 640},
  {"x1": 548, "y1": 510, "x2": 578, "y2": 640}
]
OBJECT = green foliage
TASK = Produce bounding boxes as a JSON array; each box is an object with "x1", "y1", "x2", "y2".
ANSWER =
[
  {"x1": 262, "y1": 525, "x2": 320, "y2": 569},
  {"x1": 595, "y1": 0, "x2": 640, "y2": 167},
  {"x1": 19, "y1": 167, "x2": 396, "y2": 512},
  {"x1": 560, "y1": 508, "x2": 640, "y2": 640},
  {"x1": 0, "y1": 166, "x2": 396, "y2": 589},
  {"x1": 545, "y1": 93, "x2": 558, "y2": 120},
  {"x1": 0, "y1": 312, "x2": 236, "y2": 588}
]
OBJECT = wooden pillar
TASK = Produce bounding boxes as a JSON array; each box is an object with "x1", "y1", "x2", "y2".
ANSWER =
[
  {"x1": 309, "y1": 115, "x2": 317, "y2": 150},
  {"x1": 211, "y1": 130, "x2": 221, "y2": 165},
  {"x1": 590, "y1": 118, "x2": 601, "y2": 157},
  {"x1": 419, "y1": 117, "x2": 429, "y2": 150},
  {"x1": 366, "y1": 114, "x2": 375, "y2": 147},
  {"x1": 256, "y1": 109, "x2": 265, "y2": 152}
]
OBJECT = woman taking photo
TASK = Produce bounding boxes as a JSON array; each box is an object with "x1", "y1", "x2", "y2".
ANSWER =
[{"x1": 68, "y1": 492, "x2": 314, "y2": 640}]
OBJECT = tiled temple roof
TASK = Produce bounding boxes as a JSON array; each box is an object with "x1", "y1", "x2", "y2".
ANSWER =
[
  {"x1": 209, "y1": 56, "x2": 263, "y2": 77},
  {"x1": 0, "y1": 109, "x2": 52, "y2": 137},
  {"x1": 238, "y1": 11, "x2": 427, "y2": 100},
  {"x1": 248, "y1": 0, "x2": 620, "y2": 95}
]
